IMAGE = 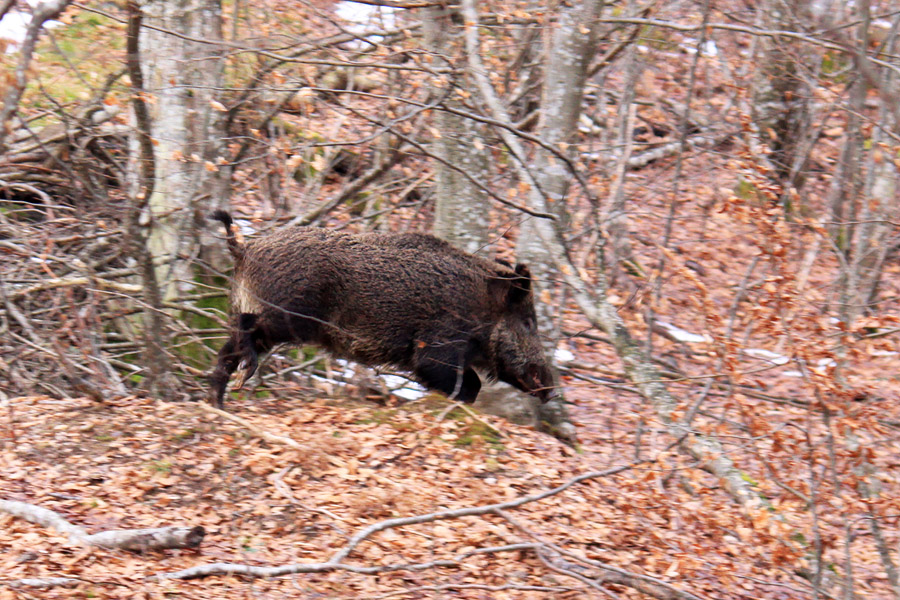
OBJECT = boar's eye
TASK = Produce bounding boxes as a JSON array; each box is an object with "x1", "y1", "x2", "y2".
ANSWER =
[{"x1": 524, "y1": 315, "x2": 537, "y2": 332}]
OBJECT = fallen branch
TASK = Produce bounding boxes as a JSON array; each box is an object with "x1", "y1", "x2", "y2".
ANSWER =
[
  {"x1": 4, "y1": 577, "x2": 82, "y2": 589},
  {"x1": 153, "y1": 463, "x2": 636, "y2": 580},
  {"x1": 363, "y1": 583, "x2": 580, "y2": 599},
  {"x1": 7, "y1": 276, "x2": 143, "y2": 301},
  {"x1": 624, "y1": 130, "x2": 731, "y2": 170},
  {"x1": 159, "y1": 543, "x2": 540, "y2": 579},
  {"x1": 0, "y1": 499, "x2": 205, "y2": 551},
  {"x1": 196, "y1": 402, "x2": 306, "y2": 451}
]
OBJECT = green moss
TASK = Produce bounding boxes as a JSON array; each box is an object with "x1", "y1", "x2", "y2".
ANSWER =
[
  {"x1": 355, "y1": 408, "x2": 397, "y2": 426},
  {"x1": 453, "y1": 419, "x2": 503, "y2": 449},
  {"x1": 735, "y1": 178, "x2": 759, "y2": 201},
  {"x1": 739, "y1": 471, "x2": 758, "y2": 486},
  {"x1": 641, "y1": 26, "x2": 678, "y2": 52},
  {"x1": 147, "y1": 460, "x2": 173, "y2": 474},
  {"x1": 172, "y1": 429, "x2": 199, "y2": 441},
  {"x1": 435, "y1": 406, "x2": 504, "y2": 450}
]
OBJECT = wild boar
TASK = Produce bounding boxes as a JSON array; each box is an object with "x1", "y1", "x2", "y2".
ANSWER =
[{"x1": 208, "y1": 211, "x2": 557, "y2": 408}]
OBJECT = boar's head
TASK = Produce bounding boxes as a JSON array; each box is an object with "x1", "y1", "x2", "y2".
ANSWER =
[{"x1": 487, "y1": 264, "x2": 557, "y2": 402}]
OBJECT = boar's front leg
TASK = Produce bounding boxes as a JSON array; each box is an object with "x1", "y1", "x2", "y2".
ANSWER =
[
  {"x1": 232, "y1": 313, "x2": 260, "y2": 390},
  {"x1": 209, "y1": 337, "x2": 241, "y2": 409},
  {"x1": 413, "y1": 342, "x2": 482, "y2": 403}
]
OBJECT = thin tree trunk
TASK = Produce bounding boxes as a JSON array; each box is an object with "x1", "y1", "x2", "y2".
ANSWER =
[
  {"x1": 514, "y1": 0, "x2": 604, "y2": 441},
  {"x1": 848, "y1": 11, "x2": 898, "y2": 319},
  {"x1": 423, "y1": 6, "x2": 491, "y2": 255},
  {"x1": 136, "y1": 0, "x2": 227, "y2": 299},
  {"x1": 750, "y1": 0, "x2": 812, "y2": 195}
]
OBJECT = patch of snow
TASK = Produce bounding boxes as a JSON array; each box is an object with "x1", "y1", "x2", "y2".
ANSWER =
[
  {"x1": 318, "y1": 359, "x2": 428, "y2": 401},
  {"x1": 390, "y1": 383, "x2": 427, "y2": 401},
  {"x1": 234, "y1": 219, "x2": 256, "y2": 237},
  {"x1": 656, "y1": 321, "x2": 709, "y2": 344},
  {"x1": 743, "y1": 348, "x2": 790, "y2": 366},
  {"x1": 817, "y1": 358, "x2": 837, "y2": 368},
  {"x1": 335, "y1": 1, "x2": 396, "y2": 36},
  {"x1": 683, "y1": 38, "x2": 719, "y2": 57},
  {"x1": 554, "y1": 348, "x2": 575, "y2": 364},
  {"x1": 0, "y1": 7, "x2": 62, "y2": 53},
  {"x1": 782, "y1": 370, "x2": 803, "y2": 378}
]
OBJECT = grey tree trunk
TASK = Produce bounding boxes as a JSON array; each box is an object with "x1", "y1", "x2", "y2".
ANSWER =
[
  {"x1": 135, "y1": 0, "x2": 228, "y2": 298},
  {"x1": 749, "y1": 0, "x2": 812, "y2": 193},
  {"x1": 604, "y1": 31, "x2": 641, "y2": 283},
  {"x1": 846, "y1": 8, "x2": 898, "y2": 320},
  {"x1": 515, "y1": 0, "x2": 605, "y2": 442},
  {"x1": 517, "y1": 0, "x2": 603, "y2": 341},
  {"x1": 422, "y1": 7, "x2": 491, "y2": 255}
]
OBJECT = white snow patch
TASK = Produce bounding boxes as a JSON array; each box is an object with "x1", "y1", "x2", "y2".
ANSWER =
[
  {"x1": 701, "y1": 40, "x2": 718, "y2": 57},
  {"x1": 682, "y1": 38, "x2": 719, "y2": 57},
  {"x1": 321, "y1": 359, "x2": 428, "y2": 401},
  {"x1": 656, "y1": 321, "x2": 710, "y2": 344},
  {"x1": 0, "y1": 6, "x2": 62, "y2": 53},
  {"x1": 554, "y1": 348, "x2": 575, "y2": 364},
  {"x1": 335, "y1": 1, "x2": 396, "y2": 35},
  {"x1": 234, "y1": 219, "x2": 256, "y2": 237},
  {"x1": 743, "y1": 348, "x2": 790, "y2": 366}
]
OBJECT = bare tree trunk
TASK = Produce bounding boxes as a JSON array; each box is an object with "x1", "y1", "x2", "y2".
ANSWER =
[
  {"x1": 423, "y1": 6, "x2": 491, "y2": 255},
  {"x1": 135, "y1": 0, "x2": 227, "y2": 299},
  {"x1": 848, "y1": 11, "x2": 899, "y2": 318},
  {"x1": 424, "y1": 7, "x2": 547, "y2": 429},
  {"x1": 604, "y1": 14, "x2": 642, "y2": 282},
  {"x1": 126, "y1": 0, "x2": 174, "y2": 395},
  {"x1": 517, "y1": 0, "x2": 603, "y2": 341},
  {"x1": 515, "y1": 0, "x2": 605, "y2": 441},
  {"x1": 749, "y1": 0, "x2": 813, "y2": 197}
]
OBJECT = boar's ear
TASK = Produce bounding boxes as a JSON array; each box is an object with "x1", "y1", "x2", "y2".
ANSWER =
[
  {"x1": 489, "y1": 263, "x2": 534, "y2": 307},
  {"x1": 509, "y1": 263, "x2": 533, "y2": 305}
]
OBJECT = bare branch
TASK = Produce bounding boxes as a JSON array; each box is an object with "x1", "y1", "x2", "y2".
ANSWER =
[
  {"x1": 0, "y1": 0, "x2": 71, "y2": 151},
  {"x1": 154, "y1": 463, "x2": 635, "y2": 580},
  {"x1": 0, "y1": 500, "x2": 205, "y2": 551}
]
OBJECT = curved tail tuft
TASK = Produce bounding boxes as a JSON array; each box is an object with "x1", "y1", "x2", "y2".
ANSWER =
[{"x1": 210, "y1": 210, "x2": 244, "y2": 261}]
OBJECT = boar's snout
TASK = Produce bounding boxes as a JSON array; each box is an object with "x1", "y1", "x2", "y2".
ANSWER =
[{"x1": 528, "y1": 362, "x2": 558, "y2": 403}]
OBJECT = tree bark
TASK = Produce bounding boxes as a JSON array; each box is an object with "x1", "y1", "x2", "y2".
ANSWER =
[
  {"x1": 749, "y1": 0, "x2": 812, "y2": 193},
  {"x1": 423, "y1": 6, "x2": 491, "y2": 255},
  {"x1": 514, "y1": 0, "x2": 605, "y2": 441},
  {"x1": 134, "y1": 0, "x2": 228, "y2": 299}
]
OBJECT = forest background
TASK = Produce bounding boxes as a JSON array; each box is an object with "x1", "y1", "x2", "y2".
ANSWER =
[{"x1": 1, "y1": 0, "x2": 899, "y2": 598}]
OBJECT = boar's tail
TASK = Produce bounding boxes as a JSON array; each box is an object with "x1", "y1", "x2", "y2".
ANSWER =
[{"x1": 210, "y1": 210, "x2": 245, "y2": 262}]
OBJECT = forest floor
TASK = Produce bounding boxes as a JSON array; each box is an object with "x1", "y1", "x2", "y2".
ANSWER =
[{"x1": 2, "y1": 327, "x2": 900, "y2": 600}]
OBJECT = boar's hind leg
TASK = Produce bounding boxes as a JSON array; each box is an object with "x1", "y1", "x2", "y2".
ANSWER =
[
  {"x1": 234, "y1": 313, "x2": 260, "y2": 385},
  {"x1": 209, "y1": 337, "x2": 240, "y2": 409},
  {"x1": 414, "y1": 347, "x2": 482, "y2": 403}
]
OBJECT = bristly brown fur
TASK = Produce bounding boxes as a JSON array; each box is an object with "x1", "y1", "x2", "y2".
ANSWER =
[{"x1": 208, "y1": 212, "x2": 556, "y2": 408}]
